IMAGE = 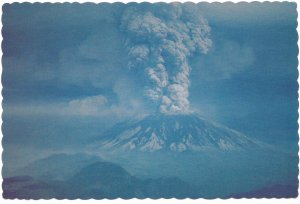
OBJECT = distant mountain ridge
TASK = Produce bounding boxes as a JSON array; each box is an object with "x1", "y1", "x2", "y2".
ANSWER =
[
  {"x1": 3, "y1": 160, "x2": 196, "y2": 199},
  {"x1": 67, "y1": 161, "x2": 195, "y2": 199},
  {"x1": 4, "y1": 160, "x2": 297, "y2": 199},
  {"x1": 13, "y1": 153, "x2": 103, "y2": 181}
]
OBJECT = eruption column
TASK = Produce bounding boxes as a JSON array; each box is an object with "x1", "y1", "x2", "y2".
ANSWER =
[{"x1": 121, "y1": 4, "x2": 212, "y2": 114}]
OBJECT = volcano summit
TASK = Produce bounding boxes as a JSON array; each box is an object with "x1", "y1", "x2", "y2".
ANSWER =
[{"x1": 93, "y1": 114, "x2": 264, "y2": 153}]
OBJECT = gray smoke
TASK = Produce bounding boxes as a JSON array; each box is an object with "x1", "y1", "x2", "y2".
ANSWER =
[{"x1": 121, "y1": 3, "x2": 212, "y2": 114}]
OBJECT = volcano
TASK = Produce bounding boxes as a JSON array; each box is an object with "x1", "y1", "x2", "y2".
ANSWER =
[{"x1": 93, "y1": 114, "x2": 264, "y2": 153}]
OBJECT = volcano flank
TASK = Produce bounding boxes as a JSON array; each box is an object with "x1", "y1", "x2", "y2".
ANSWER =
[{"x1": 93, "y1": 114, "x2": 264, "y2": 153}]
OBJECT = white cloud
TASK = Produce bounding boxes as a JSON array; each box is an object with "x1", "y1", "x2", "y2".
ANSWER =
[
  {"x1": 68, "y1": 95, "x2": 108, "y2": 116},
  {"x1": 62, "y1": 78, "x2": 148, "y2": 118},
  {"x1": 191, "y1": 40, "x2": 255, "y2": 81}
]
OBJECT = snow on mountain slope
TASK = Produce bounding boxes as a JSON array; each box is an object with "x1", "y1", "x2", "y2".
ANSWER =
[{"x1": 93, "y1": 114, "x2": 264, "y2": 152}]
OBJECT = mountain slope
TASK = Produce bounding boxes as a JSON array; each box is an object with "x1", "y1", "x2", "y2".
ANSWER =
[
  {"x1": 13, "y1": 153, "x2": 103, "y2": 181},
  {"x1": 3, "y1": 161, "x2": 197, "y2": 199},
  {"x1": 92, "y1": 113, "x2": 263, "y2": 152},
  {"x1": 66, "y1": 161, "x2": 197, "y2": 199}
]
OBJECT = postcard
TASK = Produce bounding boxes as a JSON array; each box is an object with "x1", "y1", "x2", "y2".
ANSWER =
[{"x1": 1, "y1": 1, "x2": 298, "y2": 199}]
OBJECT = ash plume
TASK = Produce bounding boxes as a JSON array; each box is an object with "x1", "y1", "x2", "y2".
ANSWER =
[{"x1": 121, "y1": 3, "x2": 212, "y2": 114}]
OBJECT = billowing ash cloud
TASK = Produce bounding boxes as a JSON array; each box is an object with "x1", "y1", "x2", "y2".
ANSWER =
[{"x1": 121, "y1": 3, "x2": 212, "y2": 114}]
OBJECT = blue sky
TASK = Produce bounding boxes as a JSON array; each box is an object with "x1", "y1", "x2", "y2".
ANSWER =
[{"x1": 2, "y1": 2, "x2": 298, "y2": 151}]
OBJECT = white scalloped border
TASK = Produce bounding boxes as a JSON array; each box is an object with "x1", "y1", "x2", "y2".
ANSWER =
[{"x1": 0, "y1": 0, "x2": 299, "y2": 203}]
